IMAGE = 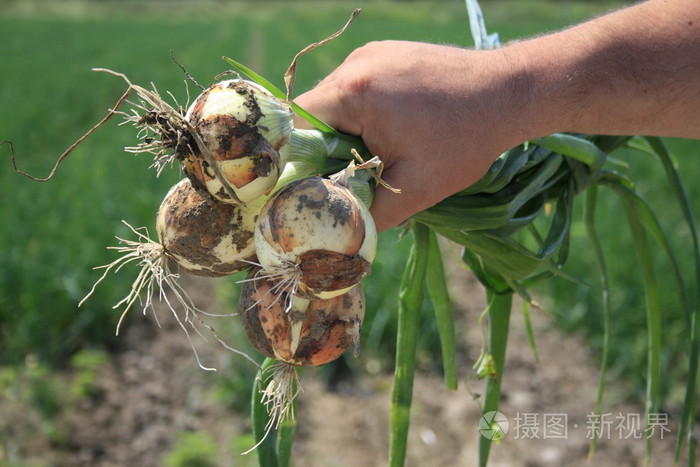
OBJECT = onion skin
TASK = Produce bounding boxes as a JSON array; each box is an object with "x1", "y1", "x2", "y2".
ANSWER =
[
  {"x1": 239, "y1": 271, "x2": 365, "y2": 366},
  {"x1": 156, "y1": 178, "x2": 258, "y2": 277},
  {"x1": 182, "y1": 80, "x2": 293, "y2": 204},
  {"x1": 186, "y1": 80, "x2": 293, "y2": 151},
  {"x1": 255, "y1": 176, "x2": 377, "y2": 299}
]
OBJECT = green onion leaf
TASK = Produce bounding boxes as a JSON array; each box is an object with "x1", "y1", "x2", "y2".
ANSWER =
[
  {"x1": 584, "y1": 185, "x2": 612, "y2": 458},
  {"x1": 631, "y1": 137, "x2": 700, "y2": 464},
  {"x1": 425, "y1": 228, "x2": 458, "y2": 390},
  {"x1": 532, "y1": 133, "x2": 607, "y2": 169},
  {"x1": 389, "y1": 223, "x2": 430, "y2": 467},
  {"x1": 251, "y1": 358, "x2": 280, "y2": 467},
  {"x1": 478, "y1": 290, "x2": 513, "y2": 467},
  {"x1": 601, "y1": 177, "x2": 664, "y2": 463},
  {"x1": 222, "y1": 56, "x2": 343, "y2": 136}
]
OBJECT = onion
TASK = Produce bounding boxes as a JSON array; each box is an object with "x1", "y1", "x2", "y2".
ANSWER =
[
  {"x1": 238, "y1": 269, "x2": 366, "y2": 451},
  {"x1": 80, "y1": 177, "x2": 263, "y2": 371},
  {"x1": 81, "y1": 177, "x2": 261, "y2": 324},
  {"x1": 182, "y1": 79, "x2": 294, "y2": 204},
  {"x1": 239, "y1": 269, "x2": 365, "y2": 366},
  {"x1": 156, "y1": 178, "x2": 259, "y2": 277},
  {"x1": 254, "y1": 176, "x2": 377, "y2": 300}
]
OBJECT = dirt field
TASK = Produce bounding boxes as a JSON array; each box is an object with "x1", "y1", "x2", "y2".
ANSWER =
[{"x1": 3, "y1": 267, "x2": 685, "y2": 466}]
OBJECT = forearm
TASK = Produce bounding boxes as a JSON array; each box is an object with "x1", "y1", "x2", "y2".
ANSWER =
[
  {"x1": 508, "y1": 0, "x2": 700, "y2": 140},
  {"x1": 294, "y1": 0, "x2": 700, "y2": 230}
]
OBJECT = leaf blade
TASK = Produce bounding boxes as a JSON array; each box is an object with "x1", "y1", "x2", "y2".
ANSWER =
[
  {"x1": 425, "y1": 229, "x2": 458, "y2": 390},
  {"x1": 389, "y1": 223, "x2": 430, "y2": 467}
]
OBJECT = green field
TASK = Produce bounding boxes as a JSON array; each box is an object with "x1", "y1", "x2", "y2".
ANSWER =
[
  {"x1": 2, "y1": 0, "x2": 699, "y2": 464},
  {"x1": 0, "y1": 0, "x2": 635, "y2": 364}
]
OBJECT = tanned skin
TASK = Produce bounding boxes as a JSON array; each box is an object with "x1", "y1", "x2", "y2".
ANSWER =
[{"x1": 294, "y1": 0, "x2": 700, "y2": 231}]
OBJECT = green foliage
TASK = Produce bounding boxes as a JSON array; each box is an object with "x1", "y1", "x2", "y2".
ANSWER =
[
  {"x1": 0, "y1": 358, "x2": 77, "y2": 451},
  {"x1": 0, "y1": 15, "x2": 184, "y2": 365},
  {"x1": 162, "y1": 432, "x2": 219, "y2": 467},
  {"x1": 539, "y1": 138, "x2": 700, "y2": 394},
  {"x1": 69, "y1": 348, "x2": 109, "y2": 399},
  {"x1": 1, "y1": 2, "x2": 699, "y2": 467}
]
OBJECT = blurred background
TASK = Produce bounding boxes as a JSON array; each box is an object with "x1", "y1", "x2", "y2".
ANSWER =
[{"x1": 1, "y1": 0, "x2": 697, "y2": 465}]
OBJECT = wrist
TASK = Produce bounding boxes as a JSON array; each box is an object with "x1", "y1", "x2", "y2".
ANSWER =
[
  {"x1": 461, "y1": 46, "x2": 545, "y2": 153},
  {"x1": 497, "y1": 37, "x2": 587, "y2": 141}
]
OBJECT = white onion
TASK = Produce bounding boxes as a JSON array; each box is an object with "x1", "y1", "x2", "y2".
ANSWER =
[
  {"x1": 182, "y1": 79, "x2": 294, "y2": 204},
  {"x1": 254, "y1": 176, "x2": 376, "y2": 299},
  {"x1": 156, "y1": 178, "x2": 260, "y2": 276},
  {"x1": 239, "y1": 269, "x2": 366, "y2": 366}
]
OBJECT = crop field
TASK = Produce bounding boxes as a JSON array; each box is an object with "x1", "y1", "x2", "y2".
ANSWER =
[
  {"x1": 0, "y1": 0, "x2": 638, "y2": 363},
  {"x1": 1, "y1": 0, "x2": 699, "y2": 465}
]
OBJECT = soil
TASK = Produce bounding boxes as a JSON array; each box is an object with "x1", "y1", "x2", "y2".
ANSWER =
[{"x1": 1, "y1": 260, "x2": 687, "y2": 466}]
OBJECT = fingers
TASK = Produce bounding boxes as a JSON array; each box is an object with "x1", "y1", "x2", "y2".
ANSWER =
[
  {"x1": 369, "y1": 185, "x2": 410, "y2": 232},
  {"x1": 288, "y1": 41, "x2": 461, "y2": 231},
  {"x1": 368, "y1": 156, "x2": 443, "y2": 232},
  {"x1": 293, "y1": 75, "x2": 364, "y2": 137}
]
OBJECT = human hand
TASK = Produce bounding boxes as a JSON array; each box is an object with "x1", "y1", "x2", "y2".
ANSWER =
[
  {"x1": 293, "y1": 41, "x2": 532, "y2": 232},
  {"x1": 294, "y1": 0, "x2": 700, "y2": 232}
]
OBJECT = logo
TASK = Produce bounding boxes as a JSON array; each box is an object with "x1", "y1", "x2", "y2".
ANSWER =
[{"x1": 479, "y1": 411, "x2": 509, "y2": 440}]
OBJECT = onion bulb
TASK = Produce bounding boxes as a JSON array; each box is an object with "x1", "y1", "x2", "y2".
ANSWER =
[
  {"x1": 81, "y1": 178, "x2": 260, "y2": 321},
  {"x1": 80, "y1": 178, "x2": 263, "y2": 371},
  {"x1": 183, "y1": 79, "x2": 294, "y2": 204},
  {"x1": 156, "y1": 178, "x2": 259, "y2": 277},
  {"x1": 239, "y1": 269, "x2": 365, "y2": 366},
  {"x1": 254, "y1": 176, "x2": 377, "y2": 300}
]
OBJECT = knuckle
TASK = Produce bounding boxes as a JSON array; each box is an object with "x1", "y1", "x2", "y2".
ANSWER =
[{"x1": 335, "y1": 42, "x2": 389, "y2": 105}]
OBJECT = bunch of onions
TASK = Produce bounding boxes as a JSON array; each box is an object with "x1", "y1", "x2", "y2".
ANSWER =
[
  {"x1": 86, "y1": 71, "x2": 385, "y2": 447},
  {"x1": 90, "y1": 73, "x2": 381, "y2": 352}
]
